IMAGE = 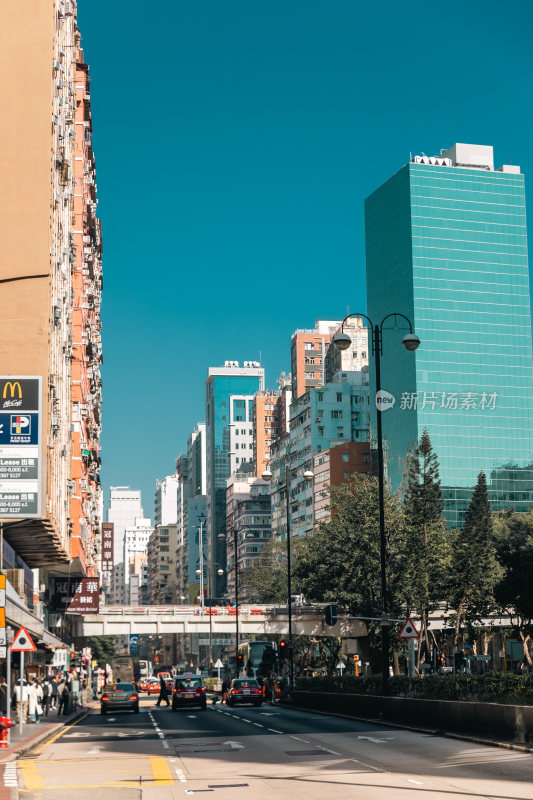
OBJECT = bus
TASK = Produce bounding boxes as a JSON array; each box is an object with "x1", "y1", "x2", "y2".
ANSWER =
[
  {"x1": 238, "y1": 641, "x2": 277, "y2": 679},
  {"x1": 112, "y1": 656, "x2": 137, "y2": 684},
  {"x1": 137, "y1": 659, "x2": 152, "y2": 679}
]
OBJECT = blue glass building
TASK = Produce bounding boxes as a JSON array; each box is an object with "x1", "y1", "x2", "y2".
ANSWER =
[
  {"x1": 365, "y1": 144, "x2": 533, "y2": 526},
  {"x1": 205, "y1": 362, "x2": 264, "y2": 595}
]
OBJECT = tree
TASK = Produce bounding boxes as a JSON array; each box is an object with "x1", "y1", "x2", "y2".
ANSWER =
[
  {"x1": 293, "y1": 473, "x2": 406, "y2": 673},
  {"x1": 494, "y1": 509, "x2": 533, "y2": 666},
  {"x1": 448, "y1": 471, "x2": 503, "y2": 644},
  {"x1": 83, "y1": 636, "x2": 117, "y2": 665},
  {"x1": 243, "y1": 539, "x2": 294, "y2": 604},
  {"x1": 402, "y1": 429, "x2": 452, "y2": 669}
]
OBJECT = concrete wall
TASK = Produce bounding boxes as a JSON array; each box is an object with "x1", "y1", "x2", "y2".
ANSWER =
[{"x1": 294, "y1": 690, "x2": 533, "y2": 744}]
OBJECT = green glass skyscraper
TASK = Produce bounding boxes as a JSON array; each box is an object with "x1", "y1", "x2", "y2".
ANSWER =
[{"x1": 365, "y1": 143, "x2": 533, "y2": 526}]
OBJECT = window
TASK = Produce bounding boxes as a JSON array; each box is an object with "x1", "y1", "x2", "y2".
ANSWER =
[
  {"x1": 344, "y1": 471, "x2": 350, "y2": 479},
  {"x1": 305, "y1": 372, "x2": 315, "y2": 379},
  {"x1": 364, "y1": 454, "x2": 370, "y2": 463},
  {"x1": 352, "y1": 352, "x2": 358, "y2": 359},
  {"x1": 342, "y1": 453, "x2": 349, "y2": 462},
  {"x1": 318, "y1": 393, "x2": 324, "y2": 402},
  {"x1": 362, "y1": 352, "x2": 367, "y2": 359},
  {"x1": 331, "y1": 410, "x2": 342, "y2": 419},
  {"x1": 304, "y1": 342, "x2": 313, "y2": 350},
  {"x1": 318, "y1": 426, "x2": 324, "y2": 436},
  {"x1": 336, "y1": 393, "x2": 342, "y2": 402},
  {"x1": 337, "y1": 427, "x2": 344, "y2": 437}
]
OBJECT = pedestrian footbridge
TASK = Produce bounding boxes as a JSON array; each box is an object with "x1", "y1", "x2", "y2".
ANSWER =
[{"x1": 76, "y1": 605, "x2": 368, "y2": 639}]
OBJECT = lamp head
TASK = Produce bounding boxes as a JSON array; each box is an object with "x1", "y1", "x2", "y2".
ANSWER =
[
  {"x1": 217, "y1": 533, "x2": 226, "y2": 541},
  {"x1": 261, "y1": 467, "x2": 272, "y2": 481},
  {"x1": 217, "y1": 568, "x2": 224, "y2": 576},
  {"x1": 402, "y1": 333, "x2": 420, "y2": 352},
  {"x1": 196, "y1": 568, "x2": 201, "y2": 576},
  {"x1": 303, "y1": 470, "x2": 314, "y2": 483},
  {"x1": 332, "y1": 332, "x2": 352, "y2": 351}
]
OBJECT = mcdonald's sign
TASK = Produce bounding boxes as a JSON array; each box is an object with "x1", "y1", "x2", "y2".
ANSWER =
[{"x1": 0, "y1": 377, "x2": 39, "y2": 411}]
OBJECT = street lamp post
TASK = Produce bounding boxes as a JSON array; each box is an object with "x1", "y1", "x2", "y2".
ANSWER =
[
  {"x1": 196, "y1": 564, "x2": 224, "y2": 668},
  {"x1": 262, "y1": 463, "x2": 313, "y2": 695},
  {"x1": 333, "y1": 312, "x2": 419, "y2": 695}
]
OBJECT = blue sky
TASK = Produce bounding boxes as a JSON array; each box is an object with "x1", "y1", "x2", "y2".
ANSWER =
[{"x1": 77, "y1": 0, "x2": 533, "y2": 519}]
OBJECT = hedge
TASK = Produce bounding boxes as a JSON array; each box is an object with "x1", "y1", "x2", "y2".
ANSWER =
[{"x1": 295, "y1": 672, "x2": 533, "y2": 705}]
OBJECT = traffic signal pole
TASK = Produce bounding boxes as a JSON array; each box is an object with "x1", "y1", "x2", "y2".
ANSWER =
[{"x1": 285, "y1": 465, "x2": 294, "y2": 694}]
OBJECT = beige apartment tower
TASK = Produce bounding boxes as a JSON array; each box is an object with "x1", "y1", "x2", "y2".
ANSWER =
[{"x1": 0, "y1": 1, "x2": 102, "y2": 575}]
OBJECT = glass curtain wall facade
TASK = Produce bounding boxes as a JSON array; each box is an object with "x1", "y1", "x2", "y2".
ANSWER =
[
  {"x1": 205, "y1": 367, "x2": 264, "y2": 596},
  {"x1": 366, "y1": 149, "x2": 533, "y2": 526}
]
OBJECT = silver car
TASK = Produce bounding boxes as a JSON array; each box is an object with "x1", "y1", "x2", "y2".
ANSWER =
[{"x1": 101, "y1": 682, "x2": 140, "y2": 714}]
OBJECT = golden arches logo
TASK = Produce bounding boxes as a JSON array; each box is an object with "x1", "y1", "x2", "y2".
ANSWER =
[{"x1": 2, "y1": 381, "x2": 22, "y2": 399}]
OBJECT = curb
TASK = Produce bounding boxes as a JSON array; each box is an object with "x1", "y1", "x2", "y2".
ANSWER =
[
  {"x1": 0, "y1": 707, "x2": 90, "y2": 763},
  {"x1": 283, "y1": 702, "x2": 533, "y2": 755}
]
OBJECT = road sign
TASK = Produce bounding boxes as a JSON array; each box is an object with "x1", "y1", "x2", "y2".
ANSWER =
[
  {"x1": 214, "y1": 658, "x2": 224, "y2": 668},
  {"x1": 398, "y1": 617, "x2": 419, "y2": 639},
  {"x1": 10, "y1": 625, "x2": 37, "y2": 652}
]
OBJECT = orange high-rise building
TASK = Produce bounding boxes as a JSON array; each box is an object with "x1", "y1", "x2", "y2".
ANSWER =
[
  {"x1": 0, "y1": 1, "x2": 102, "y2": 580},
  {"x1": 290, "y1": 320, "x2": 341, "y2": 398}
]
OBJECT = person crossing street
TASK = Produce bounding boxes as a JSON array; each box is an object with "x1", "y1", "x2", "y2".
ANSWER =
[{"x1": 156, "y1": 674, "x2": 170, "y2": 707}]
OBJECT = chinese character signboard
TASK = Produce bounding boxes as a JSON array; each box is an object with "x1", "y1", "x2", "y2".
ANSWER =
[
  {"x1": 0, "y1": 574, "x2": 6, "y2": 658},
  {"x1": 0, "y1": 376, "x2": 42, "y2": 518},
  {"x1": 101, "y1": 522, "x2": 114, "y2": 574},
  {"x1": 51, "y1": 578, "x2": 100, "y2": 614}
]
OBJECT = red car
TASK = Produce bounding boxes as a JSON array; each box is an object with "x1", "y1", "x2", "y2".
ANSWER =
[
  {"x1": 145, "y1": 678, "x2": 161, "y2": 695},
  {"x1": 137, "y1": 678, "x2": 150, "y2": 692},
  {"x1": 226, "y1": 678, "x2": 263, "y2": 707},
  {"x1": 172, "y1": 674, "x2": 207, "y2": 711}
]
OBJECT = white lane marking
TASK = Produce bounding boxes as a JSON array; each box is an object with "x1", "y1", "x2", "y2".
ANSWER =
[
  {"x1": 408, "y1": 779, "x2": 423, "y2": 785},
  {"x1": 357, "y1": 736, "x2": 387, "y2": 743},
  {"x1": 223, "y1": 741, "x2": 244, "y2": 749},
  {"x1": 89, "y1": 746, "x2": 105, "y2": 754},
  {"x1": 240, "y1": 718, "x2": 253, "y2": 724},
  {"x1": 223, "y1": 712, "x2": 231, "y2": 716},
  {"x1": 352, "y1": 758, "x2": 387, "y2": 773},
  {"x1": 231, "y1": 714, "x2": 240, "y2": 719},
  {"x1": 175, "y1": 767, "x2": 187, "y2": 783},
  {"x1": 186, "y1": 715, "x2": 197, "y2": 719},
  {"x1": 107, "y1": 717, "x2": 117, "y2": 722},
  {"x1": 318, "y1": 746, "x2": 342, "y2": 755},
  {"x1": 291, "y1": 736, "x2": 311, "y2": 743},
  {"x1": 162, "y1": 739, "x2": 169, "y2": 749},
  {"x1": 267, "y1": 728, "x2": 283, "y2": 734},
  {"x1": 252, "y1": 722, "x2": 263, "y2": 727}
]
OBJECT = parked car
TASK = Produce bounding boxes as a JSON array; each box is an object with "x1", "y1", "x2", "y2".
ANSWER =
[
  {"x1": 101, "y1": 682, "x2": 139, "y2": 715},
  {"x1": 226, "y1": 678, "x2": 263, "y2": 707},
  {"x1": 172, "y1": 673, "x2": 207, "y2": 711}
]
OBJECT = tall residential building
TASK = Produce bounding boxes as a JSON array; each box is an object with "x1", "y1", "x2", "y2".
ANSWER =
[
  {"x1": 313, "y1": 442, "x2": 371, "y2": 524},
  {"x1": 107, "y1": 487, "x2": 146, "y2": 564},
  {"x1": 366, "y1": 143, "x2": 533, "y2": 525},
  {"x1": 205, "y1": 361, "x2": 264, "y2": 596},
  {"x1": 0, "y1": 2, "x2": 102, "y2": 581},
  {"x1": 155, "y1": 475, "x2": 178, "y2": 526},
  {"x1": 148, "y1": 524, "x2": 178, "y2": 604},
  {"x1": 253, "y1": 391, "x2": 283, "y2": 478},
  {"x1": 225, "y1": 474, "x2": 271, "y2": 600},
  {"x1": 291, "y1": 320, "x2": 341, "y2": 398},
  {"x1": 324, "y1": 318, "x2": 369, "y2": 383},
  {"x1": 271, "y1": 372, "x2": 370, "y2": 539}
]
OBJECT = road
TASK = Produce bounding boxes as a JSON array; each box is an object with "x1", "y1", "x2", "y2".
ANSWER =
[{"x1": 8, "y1": 696, "x2": 533, "y2": 799}]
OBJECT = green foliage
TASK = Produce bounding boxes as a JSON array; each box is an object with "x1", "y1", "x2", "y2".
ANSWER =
[
  {"x1": 84, "y1": 636, "x2": 117, "y2": 665},
  {"x1": 296, "y1": 672, "x2": 533, "y2": 705},
  {"x1": 448, "y1": 472, "x2": 503, "y2": 642},
  {"x1": 293, "y1": 473, "x2": 406, "y2": 619},
  {"x1": 243, "y1": 538, "x2": 293, "y2": 604}
]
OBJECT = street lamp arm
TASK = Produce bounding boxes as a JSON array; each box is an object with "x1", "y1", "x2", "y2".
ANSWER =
[
  {"x1": 379, "y1": 312, "x2": 414, "y2": 333},
  {"x1": 339, "y1": 311, "x2": 375, "y2": 334}
]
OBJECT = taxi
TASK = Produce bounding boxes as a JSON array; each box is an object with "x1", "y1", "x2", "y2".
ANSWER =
[
  {"x1": 172, "y1": 673, "x2": 207, "y2": 711},
  {"x1": 226, "y1": 678, "x2": 263, "y2": 707}
]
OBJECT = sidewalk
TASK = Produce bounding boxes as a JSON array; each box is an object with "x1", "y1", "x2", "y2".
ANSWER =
[{"x1": 0, "y1": 704, "x2": 92, "y2": 763}]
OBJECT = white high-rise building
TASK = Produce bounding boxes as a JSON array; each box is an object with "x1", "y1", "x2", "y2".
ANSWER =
[
  {"x1": 155, "y1": 475, "x2": 179, "y2": 526},
  {"x1": 107, "y1": 486, "x2": 147, "y2": 564},
  {"x1": 123, "y1": 519, "x2": 153, "y2": 582}
]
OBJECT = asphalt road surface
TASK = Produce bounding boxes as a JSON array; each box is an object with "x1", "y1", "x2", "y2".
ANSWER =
[{"x1": 10, "y1": 696, "x2": 533, "y2": 799}]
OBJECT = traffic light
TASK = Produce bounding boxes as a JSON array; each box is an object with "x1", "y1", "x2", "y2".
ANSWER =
[
  {"x1": 236, "y1": 653, "x2": 244, "y2": 671},
  {"x1": 279, "y1": 640, "x2": 287, "y2": 660},
  {"x1": 324, "y1": 604, "x2": 337, "y2": 626}
]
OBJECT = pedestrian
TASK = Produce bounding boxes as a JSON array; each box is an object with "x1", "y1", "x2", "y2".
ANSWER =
[
  {"x1": 50, "y1": 677, "x2": 58, "y2": 711},
  {"x1": 156, "y1": 674, "x2": 169, "y2": 707},
  {"x1": 0, "y1": 676, "x2": 7, "y2": 714},
  {"x1": 36, "y1": 681, "x2": 44, "y2": 723},
  {"x1": 221, "y1": 676, "x2": 229, "y2": 705},
  {"x1": 14, "y1": 679, "x2": 29, "y2": 723},
  {"x1": 57, "y1": 681, "x2": 69, "y2": 716},
  {"x1": 41, "y1": 676, "x2": 51, "y2": 716},
  {"x1": 28, "y1": 681, "x2": 38, "y2": 723}
]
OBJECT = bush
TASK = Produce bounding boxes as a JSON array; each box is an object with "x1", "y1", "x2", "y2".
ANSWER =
[
  {"x1": 204, "y1": 677, "x2": 220, "y2": 691},
  {"x1": 295, "y1": 672, "x2": 533, "y2": 705}
]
